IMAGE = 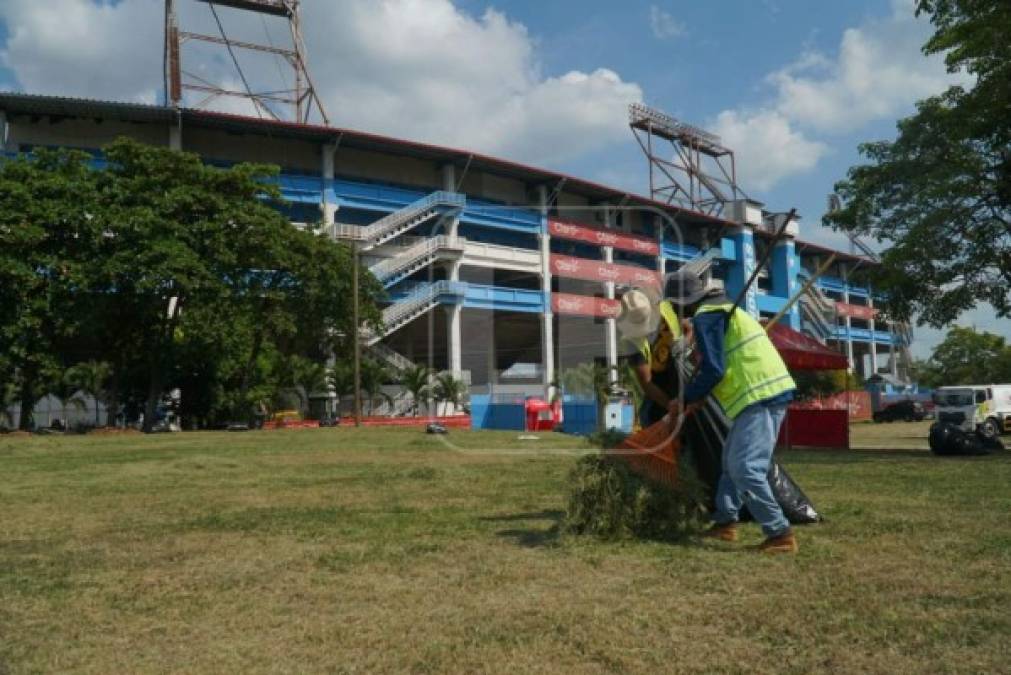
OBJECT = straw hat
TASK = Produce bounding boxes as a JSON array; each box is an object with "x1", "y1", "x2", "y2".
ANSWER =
[{"x1": 616, "y1": 286, "x2": 661, "y2": 340}]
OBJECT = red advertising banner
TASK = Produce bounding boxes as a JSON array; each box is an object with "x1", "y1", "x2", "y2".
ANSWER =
[
  {"x1": 551, "y1": 292, "x2": 621, "y2": 318},
  {"x1": 550, "y1": 254, "x2": 661, "y2": 288},
  {"x1": 835, "y1": 302, "x2": 878, "y2": 320},
  {"x1": 548, "y1": 219, "x2": 660, "y2": 256}
]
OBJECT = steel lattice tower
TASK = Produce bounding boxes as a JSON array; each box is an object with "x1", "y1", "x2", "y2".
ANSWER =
[{"x1": 164, "y1": 0, "x2": 328, "y2": 125}]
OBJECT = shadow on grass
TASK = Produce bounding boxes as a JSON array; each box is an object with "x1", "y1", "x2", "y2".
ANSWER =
[{"x1": 480, "y1": 510, "x2": 564, "y2": 548}]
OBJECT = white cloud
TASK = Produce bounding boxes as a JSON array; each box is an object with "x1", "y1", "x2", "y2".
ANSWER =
[
  {"x1": 711, "y1": 0, "x2": 964, "y2": 191},
  {"x1": 0, "y1": 0, "x2": 162, "y2": 104},
  {"x1": 768, "y1": 2, "x2": 965, "y2": 133},
  {"x1": 0, "y1": 0, "x2": 643, "y2": 167},
  {"x1": 711, "y1": 109, "x2": 826, "y2": 192},
  {"x1": 649, "y1": 6, "x2": 685, "y2": 40}
]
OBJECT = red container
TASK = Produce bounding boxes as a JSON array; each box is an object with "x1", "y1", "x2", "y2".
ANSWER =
[{"x1": 525, "y1": 398, "x2": 556, "y2": 432}]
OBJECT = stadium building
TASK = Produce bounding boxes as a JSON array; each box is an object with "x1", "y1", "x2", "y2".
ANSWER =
[{"x1": 0, "y1": 91, "x2": 912, "y2": 413}]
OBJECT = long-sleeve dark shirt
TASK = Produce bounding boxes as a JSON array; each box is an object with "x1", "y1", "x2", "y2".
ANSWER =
[{"x1": 683, "y1": 310, "x2": 794, "y2": 408}]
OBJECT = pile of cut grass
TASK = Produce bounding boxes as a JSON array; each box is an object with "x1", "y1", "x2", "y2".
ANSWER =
[{"x1": 563, "y1": 451, "x2": 708, "y2": 541}]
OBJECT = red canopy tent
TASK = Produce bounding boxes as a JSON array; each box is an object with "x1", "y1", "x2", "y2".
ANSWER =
[
  {"x1": 764, "y1": 323, "x2": 853, "y2": 449},
  {"x1": 766, "y1": 323, "x2": 849, "y2": 371}
]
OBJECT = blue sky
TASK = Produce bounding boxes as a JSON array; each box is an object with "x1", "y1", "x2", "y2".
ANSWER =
[{"x1": 0, "y1": 0, "x2": 1008, "y2": 354}]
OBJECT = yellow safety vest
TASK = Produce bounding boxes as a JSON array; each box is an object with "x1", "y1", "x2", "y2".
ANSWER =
[
  {"x1": 633, "y1": 301, "x2": 681, "y2": 371},
  {"x1": 695, "y1": 301, "x2": 796, "y2": 419}
]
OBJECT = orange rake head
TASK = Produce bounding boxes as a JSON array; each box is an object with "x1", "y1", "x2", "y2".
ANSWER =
[{"x1": 606, "y1": 418, "x2": 681, "y2": 489}]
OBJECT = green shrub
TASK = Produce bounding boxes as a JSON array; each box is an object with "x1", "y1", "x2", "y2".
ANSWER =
[{"x1": 563, "y1": 452, "x2": 709, "y2": 542}]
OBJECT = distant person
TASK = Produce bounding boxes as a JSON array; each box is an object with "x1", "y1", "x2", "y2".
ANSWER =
[{"x1": 663, "y1": 268, "x2": 799, "y2": 554}]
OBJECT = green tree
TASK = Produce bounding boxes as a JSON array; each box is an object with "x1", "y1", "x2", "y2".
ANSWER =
[
  {"x1": 0, "y1": 380, "x2": 16, "y2": 429},
  {"x1": 432, "y1": 372, "x2": 466, "y2": 417},
  {"x1": 916, "y1": 326, "x2": 1011, "y2": 386},
  {"x1": 360, "y1": 358, "x2": 393, "y2": 416},
  {"x1": 64, "y1": 360, "x2": 112, "y2": 427},
  {"x1": 400, "y1": 364, "x2": 432, "y2": 416},
  {"x1": 824, "y1": 0, "x2": 1011, "y2": 326},
  {"x1": 90, "y1": 138, "x2": 382, "y2": 430},
  {"x1": 0, "y1": 149, "x2": 101, "y2": 430},
  {"x1": 328, "y1": 362, "x2": 354, "y2": 417}
]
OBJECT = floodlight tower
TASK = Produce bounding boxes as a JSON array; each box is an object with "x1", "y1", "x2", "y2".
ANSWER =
[
  {"x1": 164, "y1": 0, "x2": 329, "y2": 124},
  {"x1": 629, "y1": 103, "x2": 743, "y2": 217}
]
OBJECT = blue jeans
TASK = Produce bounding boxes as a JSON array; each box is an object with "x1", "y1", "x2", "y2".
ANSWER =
[{"x1": 714, "y1": 402, "x2": 790, "y2": 537}]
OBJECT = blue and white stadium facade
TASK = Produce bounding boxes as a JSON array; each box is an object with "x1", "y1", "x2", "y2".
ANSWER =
[{"x1": 0, "y1": 93, "x2": 911, "y2": 404}]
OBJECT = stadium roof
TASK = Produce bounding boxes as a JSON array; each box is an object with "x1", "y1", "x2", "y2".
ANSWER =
[{"x1": 0, "y1": 91, "x2": 873, "y2": 263}]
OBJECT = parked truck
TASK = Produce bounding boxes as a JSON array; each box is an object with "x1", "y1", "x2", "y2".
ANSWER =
[{"x1": 932, "y1": 384, "x2": 1011, "y2": 438}]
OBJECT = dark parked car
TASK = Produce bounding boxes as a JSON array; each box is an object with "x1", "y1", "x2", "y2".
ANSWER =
[{"x1": 873, "y1": 400, "x2": 926, "y2": 423}]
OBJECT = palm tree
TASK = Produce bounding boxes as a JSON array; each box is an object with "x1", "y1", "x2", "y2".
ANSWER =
[
  {"x1": 293, "y1": 357, "x2": 329, "y2": 416},
  {"x1": 327, "y1": 362, "x2": 354, "y2": 417},
  {"x1": 62, "y1": 362, "x2": 107, "y2": 427},
  {"x1": 361, "y1": 358, "x2": 393, "y2": 415},
  {"x1": 401, "y1": 364, "x2": 431, "y2": 416},
  {"x1": 432, "y1": 372, "x2": 465, "y2": 416}
]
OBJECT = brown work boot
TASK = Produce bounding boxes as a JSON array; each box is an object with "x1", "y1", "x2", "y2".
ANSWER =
[
  {"x1": 753, "y1": 529, "x2": 798, "y2": 554},
  {"x1": 701, "y1": 521, "x2": 738, "y2": 542}
]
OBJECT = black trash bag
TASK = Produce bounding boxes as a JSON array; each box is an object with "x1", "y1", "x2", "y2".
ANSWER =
[
  {"x1": 928, "y1": 421, "x2": 959, "y2": 455},
  {"x1": 979, "y1": 434, "x2": 1005, "y2": 453},
  {"x1": 929, "y1": 422, "x2": 994, "y2": 456},
  {"x1": 679, "y1": 398, "x2": 821, "y2": 525},
  {"x1": 665, "y1": 359, "x2": 821, "y2": 524},
  {"x1": 768, "y1": 460, "x2": 820, "y2": 523}
]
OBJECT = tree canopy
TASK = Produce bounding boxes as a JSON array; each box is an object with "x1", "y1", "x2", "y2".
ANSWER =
[
  {"x1": 912, "y1": 326, "x2": 1011, "y2": 387},
  {"x1": 824, "y1": 0, "x2": 1011, "y2": 326},
  {"x1": 0, "y1": 138, "x2": 383, "y2": 430}
]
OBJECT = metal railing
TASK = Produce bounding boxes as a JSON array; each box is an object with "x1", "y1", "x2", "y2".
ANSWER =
[
  {"x1": 369, "y1": 341, "x2": 415, "y2": 371},
  {"x1": 332, "y1": 191, "x2": 465, "y2": 245},
  {"x1": 368, "y1": 235, "x2": 465, "y2": 282},
  {"x1": 364, "y1": 280, "x2": 466, "y2": 343}
]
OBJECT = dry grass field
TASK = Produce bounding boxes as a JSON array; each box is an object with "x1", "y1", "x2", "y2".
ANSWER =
[{"x1": 1, "y1": 426, "x2": 1009, "y2": 674}]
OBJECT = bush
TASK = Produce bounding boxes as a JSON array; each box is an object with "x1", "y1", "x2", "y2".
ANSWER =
[{"x1": 563, "y1": 452, "x2": 709, "y2": 542}]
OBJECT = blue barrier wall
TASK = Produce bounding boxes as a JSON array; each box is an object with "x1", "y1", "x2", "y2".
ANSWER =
[
  {"x1": 470, "y1": 394, "x2": 526, "y2": 430},
  {"x1": 561, "y1": 396, "x2": 598, "y2": 435}
]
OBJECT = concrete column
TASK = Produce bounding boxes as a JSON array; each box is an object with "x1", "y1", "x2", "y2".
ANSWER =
[
  {"x1": 447, "y1": 302, "x2": 462, "y2": 378},
  {"x1": 889, "y1": 327, "x2": 899, "y2": 378},
  {"x1": 868, "y1": 283, "x2": 878, "y2": 376},
  {"x1": 726, "y1": 227, "x2": 759, "y2": 318},
  {"x1": 486, "y1": 319, "x2": 497, "y2": 387},
  {"x1": 537, "y1": 185, "x2": 556, "y2": 398},
  {"x1": 321, "y1": 143, "x2": 338, "y2": 234},
  {"x1": 168, "y1": 113, "x2": 182, "y2": 151},
  {"x1": 0, "y1": 111, "x2": 10, "y2": 152},
  {"x1": 655, "y1": 215, "x2": 666, "y2": 275},
  {"x1": 602, "y1": 202, "x2": 618, "y2": 385},
  {"x1": 771, "y1": 239, "x2": 801, "y2": 330},
  {"x1": 442, "y1": 163, "x2": 455, "y2": 192},
  {"x1": 841, "y1": 263, "x2": 855, "y2": 371}
]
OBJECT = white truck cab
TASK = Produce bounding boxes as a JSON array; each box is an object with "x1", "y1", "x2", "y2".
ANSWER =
[{"x1": 933, "y1": 384, "x2": 1011, "y2": 438}]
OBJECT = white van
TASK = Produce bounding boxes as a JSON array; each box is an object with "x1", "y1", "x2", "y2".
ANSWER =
[{"x1": 933, "y1": 385, "x2": 1011, "y2": 438}]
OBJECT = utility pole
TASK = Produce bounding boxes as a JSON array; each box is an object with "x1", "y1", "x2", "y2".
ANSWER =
[{"x1": 352, "y1": 241, "x2": 362, "y2": 426}]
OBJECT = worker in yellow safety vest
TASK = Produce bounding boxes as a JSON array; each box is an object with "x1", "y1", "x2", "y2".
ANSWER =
[
  {"x1": 616, "y1": 287, "x2": 687, "y2": 427},
  {"x1": 663, "y1": 268, "x2": 799, "y2": 554}
]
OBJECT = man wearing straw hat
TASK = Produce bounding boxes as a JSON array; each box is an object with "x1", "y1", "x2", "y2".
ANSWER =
[
  {"x1": 617, "y1": 286, "x2": 685, "y2": 428},
  {"x1": 663, "y1": 268, "x2": 799, "y2": 554}
]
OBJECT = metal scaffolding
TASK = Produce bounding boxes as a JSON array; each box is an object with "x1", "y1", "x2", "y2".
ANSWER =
[
  {"x1": 629, "y1": 103, "x2": 743, "y2": 217},
  {"x1": 164, "y1": 0, "x2": 329, "y2": 124}
]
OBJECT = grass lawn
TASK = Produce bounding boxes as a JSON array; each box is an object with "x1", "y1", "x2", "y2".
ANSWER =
[{"x1": 1, "y1": 427, "x2": 1009, "y2": 674}]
